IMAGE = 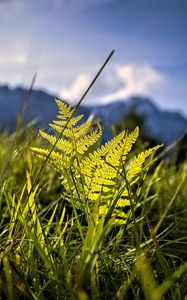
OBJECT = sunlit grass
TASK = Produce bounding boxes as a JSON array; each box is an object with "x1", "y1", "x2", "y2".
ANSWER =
[{"x1": 0, "y1": 117, "x2": 187, "y2": 300}]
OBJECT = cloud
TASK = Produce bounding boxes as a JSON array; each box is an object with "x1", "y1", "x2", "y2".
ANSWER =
[
  {"x1": 59, "y1": 73, "x2": 92, "y2": 103},
  {"x1": 101, "y1": 64, "x2": 165, "y2": 103},
  {"x1": 0, "y1": 53, "x2": 27, "y2": 65},
  {"x1": 58, "y1": 64, "x2": 165, "y2": 105},
  {"x1": 0, "y1": 0, "x2": 115, "y2": 14}
]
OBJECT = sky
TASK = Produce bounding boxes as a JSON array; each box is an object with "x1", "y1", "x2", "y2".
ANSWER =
[{"x1": 0, "y1": 0, "x2": 187, "y2": 115}]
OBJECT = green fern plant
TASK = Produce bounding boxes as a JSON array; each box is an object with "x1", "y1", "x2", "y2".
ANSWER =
[{"x1": 31, "y1": 99, "x2": 161, "y2": 225}]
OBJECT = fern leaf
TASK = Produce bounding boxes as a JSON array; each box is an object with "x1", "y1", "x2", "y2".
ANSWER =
[
  {"x1": 127, "y1": 145, "x2": 161, "y2": 183},
  {"x1": 55, "y1": 99, "x2": 72, "y2": 116},
  {"x1": 39, "y1": 130, "x2": 73, "y2": 155},
  {"x1": 76, "y1": 129, "x2": 102, "y2": 154},
  {"x1": 31, "y1": 147, "x2": 68, "y2": 169},
  {"x1": 115, "y1": 199, "x2": 130, "y2": 207},
  {"x1": 54, "y1": 115, "x2": 84, "y2": 125},
  {"x1": 106, "y1": 127, "x2": 139, "y2": 166},
  {"x1": 32, "y1": 99, "x2": 161, "y2": 227}
]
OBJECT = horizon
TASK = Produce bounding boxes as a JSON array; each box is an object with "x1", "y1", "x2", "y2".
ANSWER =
[
  {"x1": 0, "y1": 0, "x2": 187, "y2": 115},
  {"x1": 1, "y1": 82, "x2": 187, "y2": 120}
]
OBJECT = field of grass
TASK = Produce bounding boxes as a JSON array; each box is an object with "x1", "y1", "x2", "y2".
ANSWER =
[{"x1": 0, "y1": 101, "x2": 187, "y2": 300}]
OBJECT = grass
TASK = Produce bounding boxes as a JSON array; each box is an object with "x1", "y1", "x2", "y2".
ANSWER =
[{"x1": 0, "y1": 112, "x2": 187, "y2": 300}]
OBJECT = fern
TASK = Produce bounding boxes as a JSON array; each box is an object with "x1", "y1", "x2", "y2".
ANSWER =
[{"x1": 32, "y1": 99, "x2": 161, "y2": 225}]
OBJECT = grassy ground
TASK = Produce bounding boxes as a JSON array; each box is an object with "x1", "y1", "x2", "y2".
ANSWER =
[{"x1": 0, "y1": 118, "x2": 187, "y2": 300}]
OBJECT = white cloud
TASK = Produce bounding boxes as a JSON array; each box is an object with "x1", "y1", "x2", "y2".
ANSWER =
[
  {"x1": 58, "y1": 64, "x2": 165, "y2": 105},
  {"x1": 59, "y1": 73, "x2": 91, "y2": 103},
  {"x1": 0, "y1": 0, "x2": 115, "y2": 14},
  {"x1": 0, "y1": 53, "x2": 27, "y2": 65},
  {"x1": 101, "y1": 64, "x2": 165, "y2": 103}
]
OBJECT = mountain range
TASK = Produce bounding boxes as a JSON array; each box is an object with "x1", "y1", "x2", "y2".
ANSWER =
[{"x1": 0, "y1": 84, "x2": 187, "y2": 147}]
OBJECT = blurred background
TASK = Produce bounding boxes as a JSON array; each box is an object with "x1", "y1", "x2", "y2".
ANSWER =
[{"x1": 0, "y1": 0, "x2": 187, "y2": 146}]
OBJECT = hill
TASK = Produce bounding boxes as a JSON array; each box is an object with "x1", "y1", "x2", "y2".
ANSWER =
[{"x1": 0, "y1": 84, "x2": 187, "y2": 146}]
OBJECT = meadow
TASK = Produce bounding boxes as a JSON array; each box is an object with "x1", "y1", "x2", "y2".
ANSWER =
[{"x1": 0, "y1": 97, "x2": 187, "y2": 300}]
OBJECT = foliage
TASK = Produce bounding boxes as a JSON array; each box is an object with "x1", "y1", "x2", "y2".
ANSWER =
[
  {"x1": 0, "y1": 100, "x2": 187, "y2": 300},
  {"x1": 32, "y1": 100, "x2": 161, "y2": 226}
]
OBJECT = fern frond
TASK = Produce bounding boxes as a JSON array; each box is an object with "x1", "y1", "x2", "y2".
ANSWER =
[
  {"x1": 112, "y1": 211, "x2": 129, "y2": 225},
  {"x1": 73, "y1": 121, "x2": 93, "y2": 139},
  {"x1": 55, "y1": 99, "x2": 72, "y2": 116},
  {"x1": 39, "y1": 130, "x2": 73, "y2": 155},
  {"x1": 116, "y1": 198, "x2": 130, "y2": 207},
  {"x1": 32, "y1": 99, "x2": 161, "y2": 227},
  {"x1": 54, "y1": 115, "x2": 84, "y2": 125},
  {"x1": 127, "y1": 145, "x2": 161, "y2": 184},
  {"x1": 31, "y1": 147, "x2": 68, "y2": 169},
  {"x1": 90, "y1": 130, "x2": 125, "y2": 160},
  {"x1": 106, "y1": 127, "x2": 139, "y2": 166},
  {"x1": 80, "y1": 128, "x2": 139, "y2": 209},
  {"x1": 80, "y1": 130, "x2": 126, "y2": 176},
  {"x1": 49, "y1": 121, "x2": 92, "y2": 140},
  {"x1": 39, "y1": 130, "x2": 56, "y2": 145},
  {"x1": 76, "y1": 129, "x2": 102, "y2": 154}
]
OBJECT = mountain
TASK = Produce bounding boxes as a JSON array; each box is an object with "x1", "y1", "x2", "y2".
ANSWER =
[
  {"x1": 0, "y1": 85, "x2": 187, "y2": 147},
  {"x1": 89, "y1": 98, "x2": 187, "y2": 146},
  {"x1": 0, "y1": 85, "x2": 58, "y2": 131}
]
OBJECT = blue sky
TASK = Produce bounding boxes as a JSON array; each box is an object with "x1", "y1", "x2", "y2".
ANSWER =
[{"x1": 0, "y1": 0, "x2": 187, "y2": 115}]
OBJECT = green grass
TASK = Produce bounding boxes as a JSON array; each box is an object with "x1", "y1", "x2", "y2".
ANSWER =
[{"x1": 0, "y1": 117, "x2": 187, "y2": 300}]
